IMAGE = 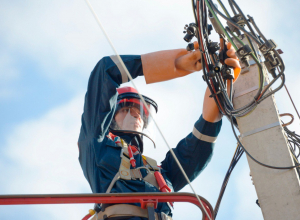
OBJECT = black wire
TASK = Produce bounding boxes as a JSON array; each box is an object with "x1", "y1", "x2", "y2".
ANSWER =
[
  {"x1": 245, "y1": 34, "x2": 259, "y2": 65},
  {"x1": 284, "y1": 126, "x2": 300, "y2": 159},
  {"x1": 257, "y1": 50, "x2": 286, "y2": 102},
  {"x1": 217, "y1": 0, "x2": 231, "y2": 17},
  {"x1": 247, "y1": 15, "x2": 267, "y2": 43},
  {"x1": 214, "y1": 144, "x2": 244, "y2": 218},
  {"x1": 205, "y1": 0, "x2": 285, "y2": 117},
  {"x1": 220, "y1": 28, "x2": 264, "y2": 115},
  {"x1": 229, "y1": 79, "x2": 233, "y2": 102},
  {"x1": 192, "y1": 0, "x2": 198, "y2": 26},
  {"x1": 196, "y1": 0, "x2": 228, "y2": 117},
  {"x1": 197, "y1": 1, "x2": 265, "y2": 118},
  {"x1": 228, "y1": 0, "x2": 237, "y2": 15},
  {"x1": 204, "y1": 1, "x2": 263, "y2": 117},
  {"x1": 207, "y1": 0, "x2": 262, "y2": 45},
  {"x1": 229, "y1": 0, "x2": 258, "y2": 38}
]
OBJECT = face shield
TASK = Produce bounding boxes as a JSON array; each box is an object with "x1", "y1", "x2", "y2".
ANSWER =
[{"x1": 110, "y1": 92, "x2": 158, "y2": 140}]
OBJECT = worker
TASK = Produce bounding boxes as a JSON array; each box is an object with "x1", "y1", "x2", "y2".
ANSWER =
[{"x1": 78, "y1": 42, "x2": 241, "y2": 219}]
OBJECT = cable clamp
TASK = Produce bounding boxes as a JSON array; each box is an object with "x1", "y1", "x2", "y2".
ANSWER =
[{"x1": 259, "y1": 39, "x2": 277, "y2": 55}]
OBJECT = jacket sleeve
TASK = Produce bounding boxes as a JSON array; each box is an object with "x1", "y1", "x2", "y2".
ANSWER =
[
  {"x1": 161, "y1": 115, "x2": 222, "y2": 192},
  {"x1": 78, "y1": 55, "x2": 143, "y2": 143}
]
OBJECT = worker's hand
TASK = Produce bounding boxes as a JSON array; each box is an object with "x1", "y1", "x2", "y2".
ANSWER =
[
  {"x1": 175, "y1": 42, "x2": 202, "y2": 72},
  {"x1": 220, "y1": 39, "x2": 241, "y2": 82},
  {"x1": 203, "y1": 40, "x2": 241, "y2": 123}
]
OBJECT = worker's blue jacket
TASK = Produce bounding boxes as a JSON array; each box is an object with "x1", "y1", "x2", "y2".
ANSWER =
[{"x1": 78, "y1": 55, "x2": 222, "y2": 218}]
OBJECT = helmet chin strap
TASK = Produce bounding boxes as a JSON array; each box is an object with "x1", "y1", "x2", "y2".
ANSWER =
[{"x1": 108, "y1": 128, "x2": 156, "y2": 152}]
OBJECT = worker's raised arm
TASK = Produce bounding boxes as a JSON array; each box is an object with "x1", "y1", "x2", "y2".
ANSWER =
[
  {"x1": 79, "y1": 55, "x2": 143, "y2": 142},
  {"x1": 141, "y1": 42, "x2": 202, "y2": 83}
]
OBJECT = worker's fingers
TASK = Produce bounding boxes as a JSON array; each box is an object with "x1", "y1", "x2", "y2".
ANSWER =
[
  {"x1": 225, "y1": 58, "x2": 241, "y2": 82},
  {"x1": 224, "y1": 58, "x2": 241, "y2": 69},
  {"x1": 218, "y1": 41, "x2": 241, "y2": 82},
  {"x1": 175, "y1": 49, "x2": 202, "y2": 71},
  {"x1": 190, "y1": 49, "x2": 201, "y2": 61},
  {"x1": 180, "y1": 49, "x2": 201, "y2": 62},
  {"x1": 193, "y1": 41, "x2": 199, "y2": 50},
  {"x1": 226, "y1": 49, "x2": 238, "y2": 60},
  {"x1": 195, "y1": 60, "x2": 202, "y2": 71},
  {"x1": 227, "y1": 42, "x2": 233, "y2": 50}
]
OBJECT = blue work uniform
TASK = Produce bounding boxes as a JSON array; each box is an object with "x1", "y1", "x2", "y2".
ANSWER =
[{"x1": 78, "y1": 55, "x2": 222, "y2": 218}]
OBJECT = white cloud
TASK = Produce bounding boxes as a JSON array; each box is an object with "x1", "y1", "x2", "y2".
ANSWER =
[
  {"x1": 0, "y1": 0, "x2": 196, "y2": 91},
  {"x1": 0, "y1": 94, "x2": 92, "y2": 219}
]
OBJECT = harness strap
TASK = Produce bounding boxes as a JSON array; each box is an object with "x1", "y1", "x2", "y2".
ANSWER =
[
  {"x1": 119, "y1": 140, "x2": 132, "y2": 180},
  {"x1": 143, "y1": 172, "x2": 159, "y2": 189},
  {"x1": 91, "y1": 204, "x2": 173, "y2": 220}
]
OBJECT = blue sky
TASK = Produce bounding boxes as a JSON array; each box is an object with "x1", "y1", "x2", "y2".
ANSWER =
[{"x1": 0, "y1": 0, "x2": 299, "y2": 219}]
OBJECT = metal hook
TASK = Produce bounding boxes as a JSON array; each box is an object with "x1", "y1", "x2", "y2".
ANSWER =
[{"x1": 279, "y1": 113, "x2": 294, "y2": 127}]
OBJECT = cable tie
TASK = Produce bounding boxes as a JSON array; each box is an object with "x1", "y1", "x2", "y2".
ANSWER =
[
  {"x1": 209, "y1": 90, "x2": 222, "y2": 98},
  {"x1": 240, "y1": 121, "x2": 280, "y2": 138}
]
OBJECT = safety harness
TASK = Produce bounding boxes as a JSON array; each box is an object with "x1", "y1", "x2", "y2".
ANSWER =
[{"x1": 90, "y1": 133, "x2": 172, "y2": 220}]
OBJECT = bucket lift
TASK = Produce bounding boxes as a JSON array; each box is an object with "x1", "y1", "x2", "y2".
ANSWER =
[{"x1": 0, "y1": 192, "x2": 214, "y2": 220}]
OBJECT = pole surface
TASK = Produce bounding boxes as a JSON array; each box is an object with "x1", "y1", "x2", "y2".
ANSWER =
[{"x1": 233, "y1": 38, "x2": 300, "y2": 220}]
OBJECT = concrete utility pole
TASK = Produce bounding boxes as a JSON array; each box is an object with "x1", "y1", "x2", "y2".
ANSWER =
[{"x1": 232, "y1": 37, "x2": 300, "y2": 220}]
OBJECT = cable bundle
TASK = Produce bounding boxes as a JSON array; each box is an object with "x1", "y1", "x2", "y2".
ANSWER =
[
  {"x1": 187, "y1": 0, "x2": 285, "y2": 119},
  {"x1": 284, "y1": 125, "x2": 300, "y2": 175}
]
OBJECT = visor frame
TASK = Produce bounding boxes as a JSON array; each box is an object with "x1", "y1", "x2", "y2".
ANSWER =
[{"x1": 117, "y1": 92, "x2": 158, "y2": 113}]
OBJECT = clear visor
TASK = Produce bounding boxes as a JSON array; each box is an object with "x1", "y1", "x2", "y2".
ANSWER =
[{"x1": 110, "y1": 98, "x2": 157, "y2": 139}]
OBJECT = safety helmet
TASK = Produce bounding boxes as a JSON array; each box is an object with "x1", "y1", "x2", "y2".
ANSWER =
[{"x1": 110, "y1": 87, "x2": 158, "y2": 138}]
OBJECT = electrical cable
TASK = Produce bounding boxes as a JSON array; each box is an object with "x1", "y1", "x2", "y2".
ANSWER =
[
  {"x1": 203, "y1": 1, "x2": 263, "y2": 117},
  {"x1": 204, "y1": 0, "x2": 286, "y2": 117},
  {"x1": 247, "y1": 15, "x2": 268, "y2": 43},
  {"x1": 207, "y1": 0, "x2": 262, "y2": 45},
  {"x1": 223, "y1": 28, "x2": 263, "y2": 116},
  {"x1": 244, "y1": 31, "x2": 260, "y2": 64},
  {"x1": 214, "y1": 144, "x2": 243, "y2": 218},
  {"x1": 229, "y1": 0, "x2": 258, "y2": 38},
  {"x1": 196, "y1": 0, "x2": 226, "y2": 116},
  {"x1": 216, "y1": 0, "x2": 231, "y2": 18},
  {"x1": 228, "y1": 0, "x2": 237, "y2": 15},
  {"x1": 205, "y1": 0, "x2": 238, "y2": 50},
  {"x1": 283, "y1": 123, "x2": 300, "y2": 177}
]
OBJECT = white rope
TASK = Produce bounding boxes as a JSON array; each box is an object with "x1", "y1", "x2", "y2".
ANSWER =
[{"x1": 84, "y1": 1, "x2": 213, "y2": 219}]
